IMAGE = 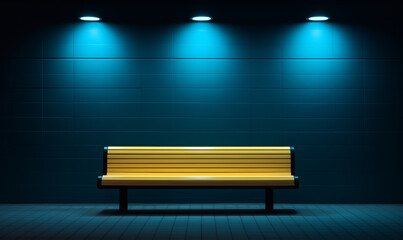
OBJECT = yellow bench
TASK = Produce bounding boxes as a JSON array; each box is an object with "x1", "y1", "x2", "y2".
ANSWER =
[{"x1": 97, "y1": 146, "x2": 299, "y2": 212}]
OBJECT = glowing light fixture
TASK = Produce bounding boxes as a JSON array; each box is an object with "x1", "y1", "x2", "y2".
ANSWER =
[
  {"x1": 191, "y1": 16, "x2": 212, "y2": 21},
  {"x1": 307, "y1": 16, "x2": 329, "y2": 21},
  {"x1": 80, "y1": 16, "x2": 101, "y2": 21}
]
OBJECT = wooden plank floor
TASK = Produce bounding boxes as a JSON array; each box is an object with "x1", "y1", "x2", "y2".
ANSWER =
[{"x1": 0, "y1": 204, "x2": 401, "y2": 240}]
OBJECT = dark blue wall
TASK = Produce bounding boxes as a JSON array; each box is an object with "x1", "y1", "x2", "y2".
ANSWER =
[{"x1": 0, "y1": 21, "x2": 402, "y2": 203}]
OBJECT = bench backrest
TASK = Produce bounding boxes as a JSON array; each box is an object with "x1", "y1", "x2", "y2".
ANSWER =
[{"x1": 103, "y1": 146, "x2": 295, "y2": 176}]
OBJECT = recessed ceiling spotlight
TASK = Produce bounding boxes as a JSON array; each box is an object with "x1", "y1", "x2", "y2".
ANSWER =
[
  {"x1": 191, "y1": 16, "x2": 212, "y2": 21},
  {"x1": 79, "y1": 16, "x2": 101, "y2": 21},
  {"x1": 307, "y1": 16, "x2": 329, "y2": 21}
]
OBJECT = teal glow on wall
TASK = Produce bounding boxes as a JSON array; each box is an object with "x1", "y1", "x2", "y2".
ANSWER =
[
  {"x1": 173, "y1": 22, "x2": 235, "y2": 58},
  {"x1": 282, "y1": 22, "x2": 362, "y2": 106},
  {"x1": 284, "y1": 22, "x2": 333, "y2": 58},
  {"x1": 73, "y1": 22, "x2": 128, "y2": 58},
  {"x1": 283, "y1": 22, "x2": 358, "y2": 58},
  {"x1": 171, "y1": 22, "x2": 238, "y2": 103},
  {"x1": 72, "y1": 22, "x2": 136, "y2": 97}
]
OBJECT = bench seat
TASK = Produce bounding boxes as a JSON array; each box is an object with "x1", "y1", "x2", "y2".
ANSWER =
[{"x1": 101, "y1": 174, "x2": 296, "y2": 186}]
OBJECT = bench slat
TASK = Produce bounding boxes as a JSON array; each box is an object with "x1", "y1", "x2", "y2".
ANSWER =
[
  {"x1": 108, "y1": 159, "x2": 291, "y2": 164},
  {"x1": 107, "y1": 168, "x2": 291, "y2": 173},
  {"x1": 107, "y1": 150, "x2": 291, "y2": 154},
  {"x1": 106, "y1": 172, "x2": 293, "y2": 176},
  {"x1": 107, "y1": 154, "x2": 290, "y2": 159},
  {"x1": 107, "y1": 164, "x2": 291, "y2": 168},
  {"x1": 108, "y1": 146, "x2": 291, "y2": 150}
]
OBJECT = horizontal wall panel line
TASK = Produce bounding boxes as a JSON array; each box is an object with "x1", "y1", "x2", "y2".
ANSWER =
[
  {"x1": 3, "y1": 87, "x2": 379, "y2": 89},
  {"x1": 9, "y1": 117, "x2": 380, "y2": 119},
  {"x1": 2, "y1": 86, "x2": 370, "y2": 88},
  {"x1": 3, "y1": 57, "x2": 402, "y2": 60},
  {"x1": 5, "y1": 100, "x2": 388, "y2": 106},
  {"x1": 10, "y1": 130, "x2": 396, "y2": 133},
  {"x1": 8, "y1": 101, "x2": 369, "y2": 104}
]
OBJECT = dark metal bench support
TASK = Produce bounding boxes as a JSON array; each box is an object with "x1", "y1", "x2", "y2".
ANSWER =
[
  {"x1": 265, "y1": 187, "x2": 274, "y2": 212},
  {"x1": 119, "y1": 188, "x2": 128, "y2": 212}
]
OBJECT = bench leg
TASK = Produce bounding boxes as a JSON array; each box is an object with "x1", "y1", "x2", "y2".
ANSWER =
[
  {"x1": 265, "y1": 187, "x2": 274, "y2": 213},
  {"x1": 119, "y1": 188, "x2": 128, "y2": 212}
]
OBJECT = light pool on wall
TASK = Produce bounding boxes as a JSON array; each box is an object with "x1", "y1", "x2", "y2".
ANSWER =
[
  {"x1": 171, "y1": 22, "x2": 238, "y2": 102},
  {"x1": 73, "y1": 22, "x2": 128, "y2": 58},
  {"x1": 173, "y1": 22, "x2": 234, "y2": 58},
  {"x1": 283, "y1": 22, "x2": 353, "y2": 58},
  {"x1": 56, "y1": 21, "x2": 135, "y2": 99}
]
